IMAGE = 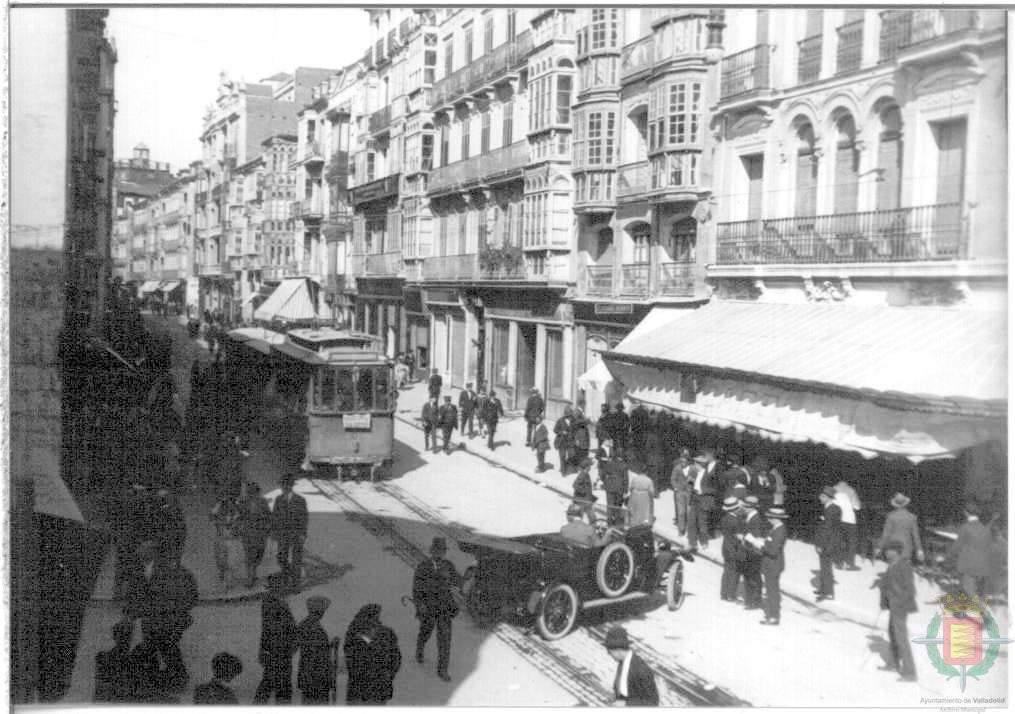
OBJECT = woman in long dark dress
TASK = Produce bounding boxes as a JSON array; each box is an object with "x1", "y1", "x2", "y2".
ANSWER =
[{"x1": 344, "y1": 604, "x2": 401, "y2": 705}]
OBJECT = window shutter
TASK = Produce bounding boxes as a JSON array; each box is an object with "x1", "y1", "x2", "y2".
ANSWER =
[
  {"x1": 876, "y1": 132, "x2": 901, "y2": 210},
  {"x1": 833, "y1": 142, "x2": 859, "y2": 214},
  {"x1": 795, "y1": 151, "x2": 817, "y2": 217}
]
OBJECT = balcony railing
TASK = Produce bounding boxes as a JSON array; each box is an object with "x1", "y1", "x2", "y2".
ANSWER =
[
  {"x1": 199, "y1": 262, "x2": 223, "y2": 277},
  {"x1": 302, "y1": 140, "x2": 324, "y2": 164},
  {"x1": 161, "y1": 238, "x2": 183, "y2": 252},
  {"x1": 262, "y1": 263, "x2": 299, "y2": 281},
  {"x1": 583, "y1": 265, "x2": 614, "y2": 296},
  {"x1": 364, "y1": 251, "x2": 404, "y2": 276},
  {"x1": 721, "y1": 44, "x2": 773, "y2": 99},
  {"x1": 616, "y1": 162, "x2": 649, "y2": 199},
  {"x1": 879, "y1": 9, "x2": 980, "y2": 62},
  {"x1": 620, "y1": 35, "x2": 654, "y2": 79},
  {"x1": 715, "y1": 204, "x2": 966, "y2": 265},
  {"x1": 797, "y1": 35, "x2": 822, "y2": 84},
  {"x1": 293, "y1": 198, "x2": 324, "y2": 219},
  {"x1": 618, "y1": 264, "x2": 650, "y2": 298},
  {"x1": 431, "y1": 31, "x2": 532, "y2": 108},
  {"x1": 369, "y1": 106, "x2": 392, "y2": 134},
  {"x1": 428, "y1": 141, "x2": 527, "y2": 194},
  {"x1": 836, "y1": 20, "x2": 864, "y2": 74},
  {"x1": 658, "y1": 261, "x2": 695, "y2": 296},
  {"x1": 421, "y1": 253, "x2": 478, "y2": 281}
]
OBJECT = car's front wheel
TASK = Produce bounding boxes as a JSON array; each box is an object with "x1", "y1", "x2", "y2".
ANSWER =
[
  {"x1": 536, "y1": 582, "x2": 579, "y2": 640},
  {"x1": 665, "y1": 559, "x2": 685, "y2": 611},
  {"x1": 596, "y1": 541, "x2": 635, "y2": 597}
]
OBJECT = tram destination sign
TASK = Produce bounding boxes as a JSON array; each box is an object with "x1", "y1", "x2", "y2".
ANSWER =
[{"x1": 343, "y1": 413, "x2": 372, "y2": 430}]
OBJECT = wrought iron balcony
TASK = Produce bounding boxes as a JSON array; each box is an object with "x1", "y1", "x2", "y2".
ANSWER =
[
  {"x1": 720, "y1": 44, "x2": 774, "y2": 100},
  {"x1": 581, "y1": 261, "x2": 695, "y2": 298},
  {"x1": 582, "y1": 265, "x2": 614, "y2": 297},
  {"x1": 262, "y1": 263, "x2": 299, "y2": 281},
  {"x1": 160, "y1": 238, "x2": 183, "y2": 252},
  {"x1": 879, "y1": 9, "x2": 981, "y2": 62},
  {"x1": 797, "y1": 35, "x2": 822, "y2": 84},
  {"x1": 421, "y1": 253, "x2": 478, "y2": 281},
  {"x1": 199, "y1": 262, "x2": 223, "y2": 277},
  {"x1": 836, "y1": 20, "x2": 864, "y2": 74},
  {"x1": 349, "y1": 174, "x2": 400, "y2": 205},
  {"x1": 715, "y1": 204, "x2": 966, "y2": 265},
  {"x1": 431, "y1": 31, "x2": 532, "y2": 108},
  {"x1": 658, "y1": 261, "x2": 695, "y2": 296},
  {"x1": 428, "y1": 141, "x2": 527, "y2": 195},
  {"x1": 293, "y1": 198, "x2": 324, "y2": 220},
  {"x1": 364, "y1": 251, "x2": 404, "y2": 276},
  {"x1": 301, "y1": 140, "x2": 324, "y2": 166},
  {"x1": 369, "y1": 106, "x2": 392, "y2": 135},
  {"x1": 616, "y1": 162, "x2": 648, "y2": 200}
]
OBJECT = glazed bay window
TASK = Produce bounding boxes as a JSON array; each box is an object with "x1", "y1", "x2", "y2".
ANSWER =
[
  {"x1": 651, "y1": 152, "x2": 699, "y2": 190},
  {"x1": 653, "y1": 16, "x2": 705, "y2": 59},
  {"x1": 526, "y1": 251, "x2": 547, "y2": 276},
  {"x1": 579, "y1": 56, "x2": 618, "y2": 91},
  {"x1": 577, "y1": 8, "x2": 620, "y2": 55},
  {"x1": 585, "y1": 111, "x2": 616, "y2": 166},
  {"x1": 649, "y1": 81, "x2": 702, "y2": 152}
]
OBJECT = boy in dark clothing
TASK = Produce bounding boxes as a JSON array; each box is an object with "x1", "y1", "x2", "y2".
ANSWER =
[{"x1": 193, "y1": 652, "x2": 242, "y2": 705}]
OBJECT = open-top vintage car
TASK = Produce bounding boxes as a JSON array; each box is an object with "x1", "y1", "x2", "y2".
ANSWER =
[{"x1": 457, "y1": 522, "x2": 692, "y2": 640}]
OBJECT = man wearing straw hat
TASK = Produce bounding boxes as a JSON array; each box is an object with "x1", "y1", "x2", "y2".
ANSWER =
[
  {"x1": 876, "y1": 493, "x2": 924, "y2": 564},
  {"x1": 754, "y1": 507, "x2": 788, "y2": 625},
  {"x1": 718, "y1": 496, "x2": 744, "y2": 602}
]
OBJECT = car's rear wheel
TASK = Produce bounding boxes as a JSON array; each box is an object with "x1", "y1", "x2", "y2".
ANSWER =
[
  {"x1": 596, "y1": 542, "x2": 635, "y2": 597},
  {"x1": 665, "y1": 559, "x2": 685, "y2": 611},
  {"x1": 536, "y1": 582, "x2": 579, "y2": 640}
]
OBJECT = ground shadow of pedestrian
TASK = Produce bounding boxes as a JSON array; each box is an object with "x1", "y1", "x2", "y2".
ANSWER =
[{"x1": 864, "y1": 633, "x2": 894, "y2": 668}]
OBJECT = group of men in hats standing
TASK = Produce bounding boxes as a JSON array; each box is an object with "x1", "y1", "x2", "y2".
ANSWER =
[
  {"x1": 421, "y1": 382, "x2": 505, "y2": 454},
  {"x1": 718, "y1": 495, "x2": 789, "y2": 625}
]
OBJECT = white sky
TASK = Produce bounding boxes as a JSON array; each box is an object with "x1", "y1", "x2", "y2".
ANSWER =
[{"x1": 103, "y1": 7, "x2": 371, "y2": 170}]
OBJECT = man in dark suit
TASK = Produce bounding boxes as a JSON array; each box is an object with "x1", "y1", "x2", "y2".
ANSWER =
[
  {"x1": 193, "y1": 652, "x2": 242, "y2": 705},
  {"x1": 437, "y1": 395, "x2": 458, "y2": 453},
  {"x1": 523, "y1": 388, "x2": 545, "y2": 446},
  {"x1": 458, "y1": 383, "x2": 477, "y2": 438},
  {"x1": 273, "y1": 473, "x2": 309, "y2": 588},
  {"x1": 876, "y1": 540, "x2": 918, "y2": 681},
  {"x1": 296, "y1": 596, "x2": 333, "y2": 704},
  {"x1": 413, "y1": 537, "x2": 461, "y2": 682},
  {"x1": 427, "y1": 368, "x2": 443, "y2": 401},
  {"x1": 687, "y1": 452, "x2": 718, "y2": 551},
  {"x1": 604, "y1": 626, "x2": 658, "y2": 706},
  {"x1": 947, "y1": 502, "x2": 994, "y2": 597},
  {"x1": 601, "y1": 450, "x2": 629, "y2": 527},
  {"x1": 421, "y1": 397, "x2": 439, "y2": 452},
  {"x1": 718, "y1": 496, "x2": 744, "y2": 602},
  {"x1": 483, "y1": 390, "x2": 505, "y2": 450},
  {"x1": 612, "y1": 404, "x2": 630, "y2": 453},
  {"x1": 254, "y1": 574, "x2": 298, "y2": 704},
  {"x1": 738, "y1": 495, "x2": 766, "y2": 610},
  {"x1": 754, "y1": 507, "x2": 788, "y2": 625},
  {"x1": 877, "y1": 492, "x2": 924, "y2": 563},
  {"x1": 815, "y1": 486, "x2": 841, "y2": 602}
]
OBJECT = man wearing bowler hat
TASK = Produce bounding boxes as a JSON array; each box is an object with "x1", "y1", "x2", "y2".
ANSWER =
[
  {"x1": 815, "y1": 486, "x2": 842, "y2": 602},
  {"x1": 412, "y1": 537, "x2": 461, "y2": 682},
  {"x1": 603, "y1": 625, "x2": 658, "y2": 706},
  {"x1": 753, "y1": 507, "x2": 788, "y2": 625}
]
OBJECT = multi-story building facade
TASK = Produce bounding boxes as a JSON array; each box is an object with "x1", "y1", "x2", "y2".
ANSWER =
[
  {"x1": 259, "y1": 134, "x2": 300, "y2": 291},
  {"x1": 111, "y1": 144, "x2": 174, "y2": 282},
  {"x1": 196, "y1": 67, "x2": 336, "y2": 319},
  {"x1": 603, "y1": 9, "x2": 1006, "y2": 520},
  {"x1": 571, "y1": 8, "x2": 725, "y2": 417}
]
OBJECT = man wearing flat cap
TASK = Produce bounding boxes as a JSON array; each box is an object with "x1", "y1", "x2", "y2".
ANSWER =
[
  {"x1": 297, "y1": 596, "x2": 333, "y2": 704},
  {"x1": 876, "y1": 540, "x2": 918, "y2": 681},
  {"x1": 604, "y1": 626, "x2": 658, "y2": 706},
  {"x1": 412, "y1": 536, "x2": 461, "y2": 682},
  {"x1": 815, "y1": 486, "x2": 842, "y2": 602}
]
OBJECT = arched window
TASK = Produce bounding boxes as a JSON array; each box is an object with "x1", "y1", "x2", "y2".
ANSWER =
[
  {"x1": 833, "y1": 114, "x2": 859, "y2": 214},
  {"x1": 876, "y1": 105, "x2": 903, "y2": 210},
  {"x1": 667, "y1": 217, "x2": 697, "y2": 262},
  {"x1": 794, "y1": 121, "x2": 818, "y2": 217}
]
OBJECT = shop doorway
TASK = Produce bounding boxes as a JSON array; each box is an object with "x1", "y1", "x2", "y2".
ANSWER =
[
  {"x1": 515, "y1": 323, "x2": 537, "y2": 409},
  {"x1": 451, "y1": 312, "x2": 466, "y2": 388}
]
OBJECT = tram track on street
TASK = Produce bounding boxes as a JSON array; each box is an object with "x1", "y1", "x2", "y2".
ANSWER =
[
  {"x1": 310, "y1": 477, "x2": 614, "y2": 706},
  {"x1": 377, "y1": 481, "x2": 749, "y2": 708}
]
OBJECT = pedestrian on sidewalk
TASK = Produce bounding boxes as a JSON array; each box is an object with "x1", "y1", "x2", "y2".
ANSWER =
[
  {"x1": 93, "y1": 619, "x2": 135, "y2": 703},
  {"x1": 532, "y1": 419, "x2": 551, "y2": 472},
  {"x1": 876, "y1": 540, "x2": 918, "y2": 681},
  {"x1": 756, "y1": 507, "x2": 788, "y2": 625},
  {"x1": 687, "y1": 452, "x2": 718, "y2": 552},
  {"x1": 254, "y1": 574, "x2": 298, "y2": 704},
  {"x1": 297, "y1": 596, "x2": 333, "y2": 704},
  {"x1": 670, "y1": 451, "x2": 692, "y2": 536},
  {"x1": 571, "y1": 408, "x2": 591, "y2": 468},
  {"x1": 524, "y1": 388, "x2": 544, "y2": 446},
  {"x1": 627, "y1": 465, "x2": 656, "y2": 527},
  {"x1": 595, "y1": 403, "x2": 613, "y2": 450},
  {"x1": 235, "y1": 481, "x2": 273, "y2": 588},
  {"x1": 458, "y1": 383, "x2": 477, "y2": 438},
  {"x1": 272, "y1": 473, "x2": 309, "y2": 590},
  {"x1": 394, "y1": 354, "x2": 410, "y2": 389},
  {"x1": 405, "y1": 352, "x2": 416, "y2": 382},
  {"x1": 427, "y1": 368, "x2": 442, "y2": 401},
  {"x1": 554, "y1": 408, "x2": 575, "y2": 476},
  {"x1": 738, "y1": 496, "x2": 766, "y2": 610},
  {"x1": 345, "y1": 603, "x2": 402, "y2": 705},
  {"x1": 834, "y1": 479, "x2": 862, "y2": 570},
  {"x1": 413, "y1": 537, "x2": 461, "y2": 682},
  {"x1": 603, "y1": 626, "x2": 658, "y2": 707},
  {"x1": 438, "y1": 395, "x2": 458, "y2": 453},
  {"x1": 421, "y1": 397, "x2": 439, "y2": 453},
  {"x1": 947, "y1": 502, "x2": 993, "y2": 597},
  {"x1": 629, "y1": 405, "x2": 650, "y2": 454},
  {"x1": 572, "y1": 457, "x2": 597, "y2": 524},
  {"x1": 877, "y1": 493, "x2": 924, "y2": 564},
  {"x1": 612, "y1": 403, "x2": 631, "y2": 453},
  {"x1": 815, "y1": 486, "x2": 841, "y2": 602},
  {"x1": 718, "y1": 496, "x2": 744, "y2": 602},
  {"x1": 483, "y1": 390, "x2": 504, "y2": 450},
  {"x1": 210, "y1": 495, "x2": 240, "y2": 586},
  {"x1": 193, "y1": 652, "x2": 242, "y2": 704},
  {"x1": 600, "y1": 448, "x2": 629, "y2": 528},
  {"x1": 216, "y1": 431, "x2": 247, "y2": 503}
]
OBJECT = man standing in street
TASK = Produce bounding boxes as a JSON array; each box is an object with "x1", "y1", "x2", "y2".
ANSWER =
[
  {"x1": 670, "y1": 450, "x2": 692, "y2": 536},
  {"x1": 254, "y1": 574, "x2": 298, "y2": 704},
  {"x1": 877, "y1": 492, "x2": 924, "y2": 564},
  {"x1": 437, "y1": 395, "x2": 458, "y2": 454},
  {"x1": 718, "y1": 496, "x2": 743, "y2": 602},
  {"x1": 483, "y1": 390, "x2": 504, "y2": 450},
  {"x1": 532, "y1": 419, "x2": 551, "y2": 472},
  {"x1": 601, "y1": 448, "x2": 629, "y2": 527},
  {"x1": 413, "y1": 537, "x2": 461, "y2": 683},
  {"x1": 876, "y1": 540, "x2": 918, "y2": 681},
  {"x1": 947, "y1": 502, "x2": 994, "y2": 597},
  {"x1": 296, "y1": 596, "x2": 333, "y2": 704},
  {"x1": 815, "y1": 486, "x2": 841, "y2": 602},
  {"x1": 834, "y1": 479, "x2": 862, "y2": 570},
  {"x1": 738, "y1": 495, "x2": 766, "y2": 611},
  {"x1": 603, "y1": 626, "x2": 658, "y2": 706},
  {"x1": 572, "y1": 457, "x2": 597, "y2": 523},
  {"x1": 595, "y1": 403, "x2": 613, "y2": 450},
  {"x1": 421, "y1": 397, "x2": 439, "y2": 453},
  {"x1": 687, "y1": 452, "x2": 717, "y2": 552},
  {"x1": 273, "y1": 473, "x2": 309, "y2": 589},
  {"x1": 524, "y1": 387, "x2": 544, "y2": 446},
  {"x1": 427, "y1": 368, "x2": 442, "y2": 401},
  {"x1": 755, "y1": 507, "x2": 788, "y2": 626},
  {"x1": 612, "y1": 404, "x2": 630, "y2": 453},
  {"x1": 458, "y1": 383, "x2": 477, "y2": 438}
]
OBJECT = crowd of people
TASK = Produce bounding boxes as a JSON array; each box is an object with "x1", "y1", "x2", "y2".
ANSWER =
[{"x1": 419, "y1": 371, "x2": 506, "y2": 453}]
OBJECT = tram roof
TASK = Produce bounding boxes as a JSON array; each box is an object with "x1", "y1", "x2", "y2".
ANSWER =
[
  {"x1": 285, "y1": 327, "x2": 377, "y2": 351},
  {"x1": 273, "y1": 340, "x2": 388, "y2": 366}
]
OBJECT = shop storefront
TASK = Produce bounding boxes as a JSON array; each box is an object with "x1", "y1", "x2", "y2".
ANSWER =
[
  {"x1": 404, "y1": 287, "x2": 429, "y2": 377},
  {"x1": 354, "y1": 277, "x2": 404, "y2": 359}
]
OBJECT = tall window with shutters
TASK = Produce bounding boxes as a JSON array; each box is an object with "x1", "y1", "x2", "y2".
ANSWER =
[
  {"x1": 794, "y1": 123, "x2": 818, "y2": 217},
  {"x1": 833, "y1": 114, "x2": 859, "y2": 215},
  {"x1": 545, "y1": 329, "x2": 564, "y2": 399},
  {"x1": 743, "y1": 154, "x2": 764, "y2": 220},
  {"x1": 464, "y1": 23, "x2": 474, "y2": 65},
  {"x1": 483, "y1": 13, "x2": 494, "y2": 55},
  {"x1": 481, "y1": 109, "x2": 491, "y2": 154},
  {"x1": 461, "y1": 112, "x2": 471, "y2": 160},
  {"x1": 443, "y1": 36, "x2": 454, "y2": 77},
  {"x1": 876, "y1": 106, "x2": 902, "y2": 211},
  {"x1": 933, "y1": 118, "x2": 966, "y2": 206},
  {"x1": 502, "y1": 100, "x2": 514, "y2": 146}
]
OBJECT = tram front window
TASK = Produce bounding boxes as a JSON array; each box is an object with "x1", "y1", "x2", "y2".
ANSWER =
[
  {"x1": 356, "y1": 368, "x2": 374, "y2": 410},
  {"x1": 335, "y1": 369, "x2": 355, "y2": 411},
  {"x1": 374, "y1": 367, "x2": 390, "y2": 410}
]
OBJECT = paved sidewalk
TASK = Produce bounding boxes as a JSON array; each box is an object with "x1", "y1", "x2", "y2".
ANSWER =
[{"x1": 391, "y1": 380, "x2": 967, "y2": 631}]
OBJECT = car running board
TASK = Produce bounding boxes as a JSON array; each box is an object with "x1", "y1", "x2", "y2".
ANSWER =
[{"x1": 581, "y1": 591, "x2": 647, "y2": 610}]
